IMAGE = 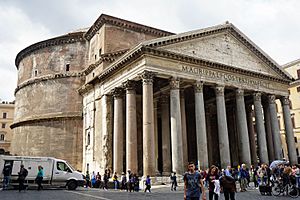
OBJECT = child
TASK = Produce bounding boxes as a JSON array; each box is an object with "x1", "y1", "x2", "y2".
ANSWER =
[{"x1": 144, "y1": 175, "x2": 151, "y2": 193}]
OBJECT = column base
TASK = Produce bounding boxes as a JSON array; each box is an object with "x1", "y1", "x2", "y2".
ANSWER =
[{"x1": 162, "y1": 171, "x2": 172, "y2": 176}]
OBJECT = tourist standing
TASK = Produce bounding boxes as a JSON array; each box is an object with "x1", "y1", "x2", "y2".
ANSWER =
[
  {"x1": 170, "y1": 172, "x2": 177, "y2": 191},
  {"x1": 91, "y1": 171, "x2": 96, "y2": 188},
  {"x1": 103, "y1": 169, "x2": 109, "y2": 190},
  {"x1": 2, "y1": 163, "x2": 12, "y2": 190},
  {"x1": 144, "y1": 175, "x2": 151, "y2": 193},
  {"x1": 18, "y1": 164, "x2": 28, "y2": 192},
  {"x1": 85, "y1": 171, "x2": 90, "y2": 188},
  {"x1": 239, "y1": 164, "x2": 249, "y2": 192},
  {"x1": 112, "y1": 172, "x2": 119, "y2": 190},
  {"x1": 121, "y1": 172, "x2": 127, "y2": 190},
  {"x1": 207, "y1": 165, "x2": 219, "y2": 200},
  {"x1": 127, "y1": 169, "x2": 133, "y2": 192},
  {"x1": 36, "y1": 166, "x2": 44, "y2": 190},
  {"x1": 220, "y1": 174, "x2": 236, "y2": 200},
  {"x1": 95, "y1": 172, "x2": 102, "y2": 188},
  {"x1": 184, "y1": 162, "x2": 206, "y2": 200}
]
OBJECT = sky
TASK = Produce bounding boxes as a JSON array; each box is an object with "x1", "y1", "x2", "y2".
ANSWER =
[{"x1": 0, "y1": 0, "x2": 299, "y2": 101}]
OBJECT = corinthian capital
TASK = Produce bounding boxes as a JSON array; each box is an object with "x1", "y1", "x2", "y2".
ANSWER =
[
  {"x1": 215, "y1": 85, "x2": 224, "y2": 96},
  {"x1": 160, "y1": 93, "x2": 169, "y2": 105},
  {"x1": 194, "y1": 81, "x2": 204, "y2": 93},
  {"x1": 111, "y1": 87, "x2": 123, "y2": 98},
  {"x1": 140, "y1": 70, "x2": 156, "y2": 85},
  {"x1": 236, "y1": 88, "x2": 244, "y2": 98},
  {"x1": 281, "y1": 96, "x2": 290, "y2": 106},
  {"x1": 253, "y1": 92, "x2": 261, "y2": 102},
  {"x1": 123, "y1": 80, "x2": 136, "y2": 91},
  {"x1": 169, "y1": 77, "x2": 180, "y2": 89},
  {"x1": 268, "y1": 94, "x2": 276, "y2": 104}
]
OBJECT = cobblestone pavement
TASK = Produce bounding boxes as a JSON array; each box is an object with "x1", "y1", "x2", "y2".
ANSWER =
[{"x1": 0, "y1": 185, "x2": 292, "y2": 200}]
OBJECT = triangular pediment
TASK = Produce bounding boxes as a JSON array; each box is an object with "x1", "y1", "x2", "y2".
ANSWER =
[
  {"x1": 142, "y1": 24, "x2": 292, "y2": 80},
  {"x1": 160, "y1": 32, "x2": 281, "y2": 77}
]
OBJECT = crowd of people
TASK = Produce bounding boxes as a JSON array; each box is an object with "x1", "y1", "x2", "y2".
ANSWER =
[
  {"x1": 1, "y1": 163, "x2": 43, "y2": 191},
  {"x1": 183, "y1": 162, "x2": 300, "y2": 200},
  {"x1": 84, "y1": 169, "x2": 143, "y2": 192},
  {"x1": 3, "y1": 160, "x2": 299, "y2": 199}
]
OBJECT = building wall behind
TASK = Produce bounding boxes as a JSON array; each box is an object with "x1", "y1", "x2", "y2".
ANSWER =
[
  {"x1": 279, "y1": 61, "x2": 300, "y2": 159},
  {"x1": 0, "y1": 102, "x2": 14, "y2": 153}
]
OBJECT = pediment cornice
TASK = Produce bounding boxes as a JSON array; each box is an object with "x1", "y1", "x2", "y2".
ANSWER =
[
  {"x1": 96, "y1": 46, "x2": 290, "y2": 85},
  {"x1": 143, "y1": 23, "x2": 292, "y2": 81}
]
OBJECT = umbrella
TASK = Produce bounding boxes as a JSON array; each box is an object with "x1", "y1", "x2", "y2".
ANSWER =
[{"x1": 269, "y1": 160, "x2": 287, "y2": 169}]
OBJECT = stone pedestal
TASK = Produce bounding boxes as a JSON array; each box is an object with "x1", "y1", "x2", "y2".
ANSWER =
[
  {"x1": 253, "y1": 93, "x2": 269, "y2": 164},
  {"x1": 281, "y1": 96, "x2": 298, "y2": 165},
  {"x1": 170, "y1": 78, "x2": 184, "y2": 174},
  {"x1": 194, "y1": 82, "x2": 208, "y2": 170},
  {"x1": 215, "y1": 85, "x2": 231, "y2": 169}
]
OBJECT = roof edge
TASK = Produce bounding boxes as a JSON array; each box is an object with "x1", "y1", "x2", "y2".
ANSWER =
[
  {"x1": 15, "y1": 31, "x2": 86, "y2": 69},
  {"x1": 282, "y1": 58, "x2": 300, "y2": 69},
  {"x1": 84, "y1": 14, "x2": 174, "y2": 41}
]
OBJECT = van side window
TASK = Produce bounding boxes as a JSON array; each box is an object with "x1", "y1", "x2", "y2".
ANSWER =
[{"x1": 57, "y1": 162, "x2": 71, "y2": 172}]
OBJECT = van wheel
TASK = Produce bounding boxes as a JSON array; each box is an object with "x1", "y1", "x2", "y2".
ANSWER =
[{"x1": 67, "y1": 180, "x2": 77, "y2": 190}]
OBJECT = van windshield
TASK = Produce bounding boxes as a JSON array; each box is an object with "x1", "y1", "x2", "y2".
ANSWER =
[
  {"x1": 66, "y1": 162, "x2": 75, "y2": 171},
  {"x1": 57, "y1": 161, "x2": 72, "y2": 172}
]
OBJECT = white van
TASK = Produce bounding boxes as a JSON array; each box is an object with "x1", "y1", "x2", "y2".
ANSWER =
[{"x1": 0, "y1": 155, "x2": 84, "y2": 190}]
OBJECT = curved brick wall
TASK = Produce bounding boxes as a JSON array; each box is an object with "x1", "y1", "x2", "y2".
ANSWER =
[{"x1": 11, "y1": 34, "x2": 87, "y2": 170}]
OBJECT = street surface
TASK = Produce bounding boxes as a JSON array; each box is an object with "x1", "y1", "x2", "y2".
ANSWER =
[{"x1": 0, "y1": 185, "x2": 289, "y2": 200}]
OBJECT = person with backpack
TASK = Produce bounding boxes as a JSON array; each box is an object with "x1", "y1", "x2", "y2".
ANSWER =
[
  {"x1": 220, "y1": 174, "x2": 236, "y2": 200},
  {"x1": 2, "y1": 163, "x2": 12, "y2": 190},
  {"x1": 18, "y1": 164, "x2": 28, "y2": 192}
]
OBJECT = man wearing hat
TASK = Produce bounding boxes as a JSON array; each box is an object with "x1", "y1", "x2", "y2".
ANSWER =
[{"x1": 2, "y1": 163, "x2": 12, "y2": 190}]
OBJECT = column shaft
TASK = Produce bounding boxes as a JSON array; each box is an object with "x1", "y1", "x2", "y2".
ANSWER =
[
  {"x1": 180, "y1": 90, "x2": 188, "y2": 167},
  {"x1": 161, "y1": 94, "x2": 171, "y2": 175},
  {"x1": 101, "y1": 95, "x2": 113, "y2": 174},
  {"x1": 253, "y1": 93, "x2": 269, "y2": 164},
  {"x1": 236, "y1": 89, "x2": 251, "y2": 166},
  {"x1": 268, "y1": 95, "x2": 282, "y2": 160},
  {"x1": 170, "y1": 78, "x2": 184, "y2": 174},
  {"x1": 281, "y1": 96, "x2": 298, "y2": 165},
  {"x1": 194, "y1": 82, "x2": 208, "y2": 169},
  {"x1": 215, "y1": 85, "x2": 231, "y2": 169},
  {"x1": 246, "y1": 105, "x2": 258, "y2": 166},
  {"x1": 141, "y1": 71, "x2": 156, "y2": 176},
  {"x1": 263, "y1": 103, "x2": 275, "y2": 162},
  {"x1": 113, "y1": 89, "x2": 123, "y2": 174},
  {"x1": 124, "y1": 81, "x2": 138, "y2": 173},
  {"x1": 154, "y1": 100, "x2": 159, "y2": 174}
]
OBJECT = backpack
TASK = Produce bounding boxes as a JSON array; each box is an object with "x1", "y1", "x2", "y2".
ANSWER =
[{"x1": 23, "y1": 168, "x2": 28, "y2": 177}]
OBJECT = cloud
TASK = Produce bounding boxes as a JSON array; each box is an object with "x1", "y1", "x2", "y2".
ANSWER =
[
  {"x1": 0, "y1": 0, "x2": 299, "y2": 101},
  {"x1": 0, "y1": 3, "x2": 52, "y2": 101}
]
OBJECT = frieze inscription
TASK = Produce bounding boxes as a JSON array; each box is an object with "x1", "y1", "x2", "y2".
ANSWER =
[{"x1": 181, "y1": 65, "x2": 270, "y2": 89}]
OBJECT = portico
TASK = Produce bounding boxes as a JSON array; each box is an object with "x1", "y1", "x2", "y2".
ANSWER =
[{"x1": 81, "y1": 21, "x2": 296, "y2": 177}]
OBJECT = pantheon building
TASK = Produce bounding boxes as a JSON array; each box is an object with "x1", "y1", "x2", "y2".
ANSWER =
[{"x1": 12, "y1": 14, "x2": 297, "y2": 176}]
